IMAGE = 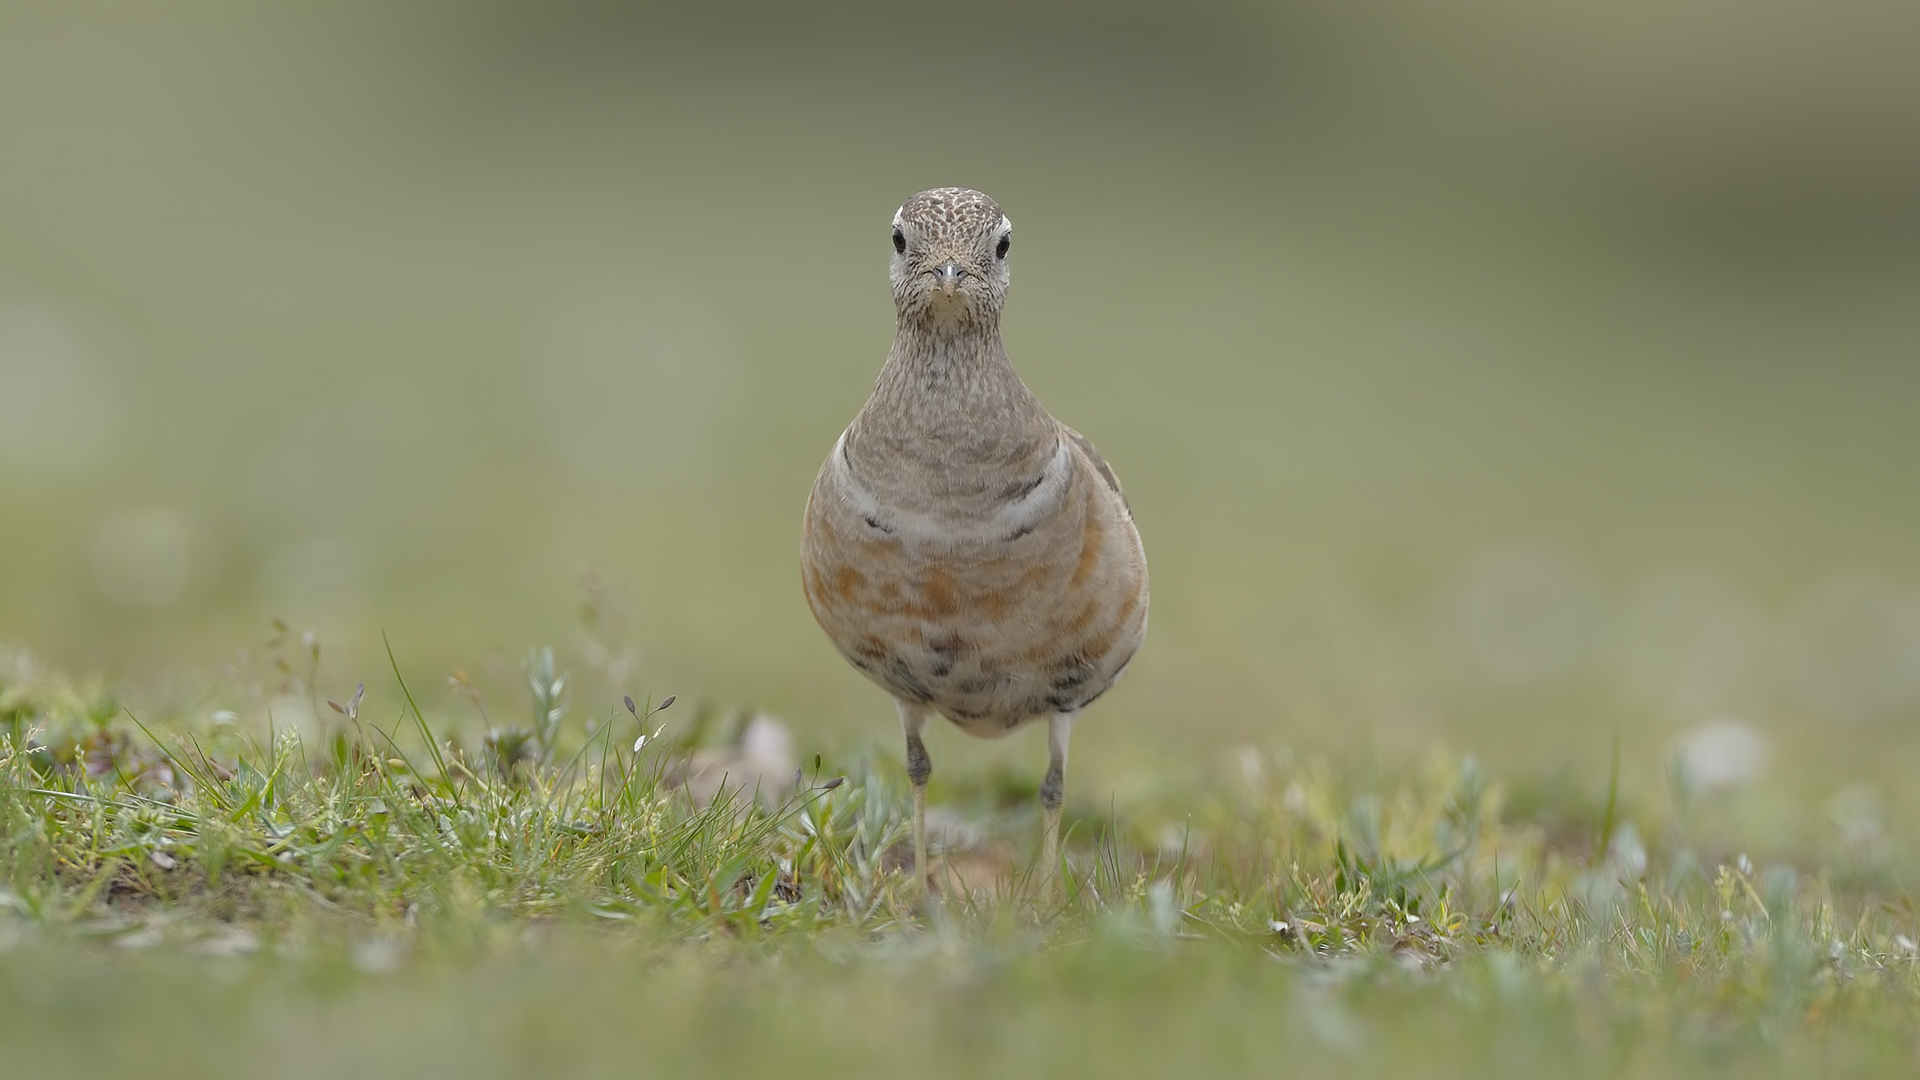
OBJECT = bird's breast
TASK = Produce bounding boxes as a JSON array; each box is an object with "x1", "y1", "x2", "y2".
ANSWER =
[{"x1": 801, "y1": 431, "x2": 1148, "y2": 734}]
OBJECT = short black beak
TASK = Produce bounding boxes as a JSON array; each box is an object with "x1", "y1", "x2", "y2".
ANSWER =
[{"x1": 936, "y1": 262, "x2": 965, "y2": 295}]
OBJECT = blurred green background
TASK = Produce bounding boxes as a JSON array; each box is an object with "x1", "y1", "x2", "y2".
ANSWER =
[{"x1": 2, "y1": 1, "x2": 1917, "y2": 806}]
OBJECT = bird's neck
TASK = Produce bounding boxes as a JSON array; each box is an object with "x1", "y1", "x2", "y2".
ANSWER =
[{"x1": 853, "y1": 317, "x2": 1053, "y2": 460}]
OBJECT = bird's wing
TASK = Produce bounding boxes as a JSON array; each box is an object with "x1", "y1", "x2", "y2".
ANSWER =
[{"x1": 1062, "y1": 425, "x2": 1132, "y2": 518}]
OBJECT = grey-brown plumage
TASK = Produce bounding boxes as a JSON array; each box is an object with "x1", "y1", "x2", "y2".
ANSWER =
[{"x1": 800, "y1": 187, "x2": 1149, "y2": 893}]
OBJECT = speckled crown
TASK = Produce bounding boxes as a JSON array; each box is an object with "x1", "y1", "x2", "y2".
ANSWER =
[{"x1": 896, "y1": 187, "x2": 1004, "y2": 231}]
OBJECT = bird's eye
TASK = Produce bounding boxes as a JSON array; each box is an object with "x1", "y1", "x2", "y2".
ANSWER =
[
  {"x1": 892, "y1": 227, "x2": 906, "y2": 255},
  {"x1": 995, "y1": 233, "x2": 1011, "y2": 260}
]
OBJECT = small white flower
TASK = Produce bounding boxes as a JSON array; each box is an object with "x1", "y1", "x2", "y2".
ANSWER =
[
  {"x1": 1675, "y1": 720, "x2": 1769, "y2": 792},
  {"x1": 632, "y1": 723, "x2": 665, "y2": 754}
]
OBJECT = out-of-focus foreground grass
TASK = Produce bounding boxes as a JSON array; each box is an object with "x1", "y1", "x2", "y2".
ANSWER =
[
  {"x1": 2, "y1": 3, "x2": 1918, "y2": 1075},
  {"x1": 2, "y1": 655, "x2": 1918, "y2": 1079}
]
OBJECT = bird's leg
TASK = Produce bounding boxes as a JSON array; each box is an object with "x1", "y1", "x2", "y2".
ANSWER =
[
  {"x1": 897, "y1": 701, "x2": 932, "y2": 895},
  {"x1": 1039, "y1": 712, "x2": 1074, "y2": 897}
]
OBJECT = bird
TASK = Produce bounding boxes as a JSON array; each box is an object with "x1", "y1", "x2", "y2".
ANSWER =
[{"x1": 800, "y1": 187, "x2": 1149, "y2": 894}]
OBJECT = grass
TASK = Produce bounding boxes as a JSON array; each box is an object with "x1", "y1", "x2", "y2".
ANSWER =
[{"x1": 3, "y1": 639, "x2": 1917, "y2": 1079}]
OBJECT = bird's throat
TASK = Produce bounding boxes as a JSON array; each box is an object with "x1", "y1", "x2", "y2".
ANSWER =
[{"x1": 859, "y1": 323, "x2": 1050, "y2": 464}]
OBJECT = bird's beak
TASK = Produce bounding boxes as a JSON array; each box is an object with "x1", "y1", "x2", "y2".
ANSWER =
[{"x1": 935, "y1": 261, "x2": 965, "y2": 297}]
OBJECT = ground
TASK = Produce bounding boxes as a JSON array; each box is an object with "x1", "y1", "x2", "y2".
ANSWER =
[{"x1": 2, "y1": 645, "x2": 1916, "y2": 1080}]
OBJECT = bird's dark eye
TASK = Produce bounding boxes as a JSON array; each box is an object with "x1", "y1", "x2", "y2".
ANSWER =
[
  {"x1": 892, "y1": 227, "x2": 906, "y2": 255},
  {"x1": 995, "y1": 233, "x2": 1011, "y2": 260}
]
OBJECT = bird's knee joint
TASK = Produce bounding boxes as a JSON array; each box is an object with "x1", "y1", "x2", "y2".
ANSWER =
[
  {"x1": 1039, "y1": 765, "x2": 1064, "y2": 810},
  {"x1": 906, "y1": 738, "x2": 933, "y2": 787}
]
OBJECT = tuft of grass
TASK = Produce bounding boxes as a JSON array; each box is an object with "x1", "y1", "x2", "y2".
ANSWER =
[{"x1": 1, "y1": 644, "x2": 1918, "y2": 1078}]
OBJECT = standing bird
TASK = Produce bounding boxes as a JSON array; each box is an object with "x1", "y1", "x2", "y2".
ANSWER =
[{"x1": 801, "y1": 187, "x2": 1149, "y2": 892}]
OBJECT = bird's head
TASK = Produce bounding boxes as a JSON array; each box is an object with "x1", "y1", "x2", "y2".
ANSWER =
[{"x1": 888, "y1": 187, "x2": 1013, "y2": 329}]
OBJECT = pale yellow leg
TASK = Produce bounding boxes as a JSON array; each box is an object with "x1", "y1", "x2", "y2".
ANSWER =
[{"x1": 912, "y1": 778, "x2": 928, "y2": 895}]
